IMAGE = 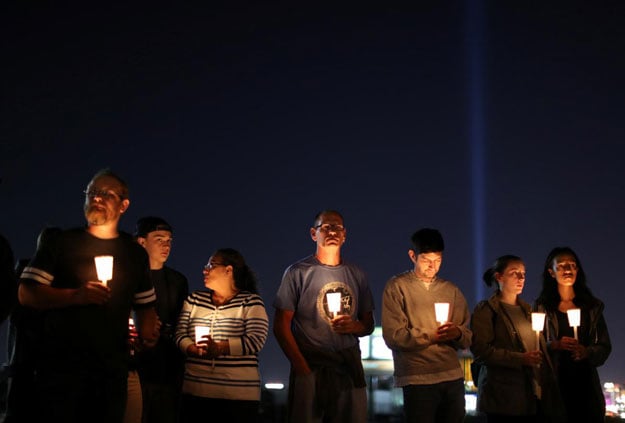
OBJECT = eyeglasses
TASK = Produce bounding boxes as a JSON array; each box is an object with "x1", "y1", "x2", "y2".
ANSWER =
[
  {"x1": 204, "y1": 262, "x2": 226, "y2": 271},
  {"x1": 315, "y1": 224, "x2": 345, "y2": 233},
  {"x1": 83, "y1": 189, "x2": 122, "y2": 201}
]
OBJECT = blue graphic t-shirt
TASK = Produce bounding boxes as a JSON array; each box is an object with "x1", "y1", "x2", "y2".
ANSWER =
[{"x1": 274, "y1": 255, "x2": 375, "y2": 351}]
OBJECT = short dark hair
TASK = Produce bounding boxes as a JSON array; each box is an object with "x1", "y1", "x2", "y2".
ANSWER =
[
  {"x1": 410, "y1": 228, "x2": 444, "y2": 254},
  {"x1": 313, "y1": 210, "x2": 344, "y2": 227},
  {"x1": 90, "y1": 168, "x2": 129, "y2": 199},
  {"x1": 134, "y1": 216, "x2": 173, "y2": 238}
]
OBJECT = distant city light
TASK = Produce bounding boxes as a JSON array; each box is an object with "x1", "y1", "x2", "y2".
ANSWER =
[
  {"x1": 603, "y1": 381, "x2": 625, "y2": 418},
  {"x1": 359, "y1": 327, "x2": 393, "y2": 360}
]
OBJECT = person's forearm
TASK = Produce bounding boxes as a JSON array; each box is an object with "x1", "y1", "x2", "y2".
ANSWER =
[
  {"x1": 274, "y1": 325, "x2": 309, "y2": 372},
  {"x1": 356, "y1": 311, "x2": 374, "y2": 336},
  {"x1": 18, "y1": 283, "x2": 78, "y2": 309},
  {"x1": 278, "y1": 338, "x2": 309, "y2": 371},
  {"x1": 136, "y1": 307, "x2": 159, "y2": 346}
]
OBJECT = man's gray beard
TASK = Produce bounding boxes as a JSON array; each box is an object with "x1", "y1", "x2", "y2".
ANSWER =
[{"x1": 86, "y1": 209, "x2": 106, "y2": 226}]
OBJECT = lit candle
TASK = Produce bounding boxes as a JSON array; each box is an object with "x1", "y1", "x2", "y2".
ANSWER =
[
  {"x1": 567, "y1": 308, "x2": 580, "y2": 340},
  {"x1": 531, "y1": 312, "x2": 546, "y2": 351},
  {"x1": 94, "y1": 255, "x2": 114, "y2": 286},
  {"x1": 326, "y1": 292, "x2": 342, "y2": 318},
  {"x1": 128, "y1": 317, "x2": 137, "y2": 356},
  {"x1": 195, "y1": 326, "x2": 210, "y2": 345},
  {"x1": 434, "y1": 302, "x2": 450, "y2": 325}
]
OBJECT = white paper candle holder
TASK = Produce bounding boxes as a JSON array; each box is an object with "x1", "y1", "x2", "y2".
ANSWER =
[
  {"x1": 567, "y1": 308, "x2": 581, "y2": 340},
  {"x1": 195, "y1": 326, "x2": 210, "y2": 345},
  {"x1": 531, "y1": 312, "x2": 546, "y2": 350},
  {"x1": 434, "y1": 302, "x2": 450, "y2": 325},
  {"x1": 94, "y1": 255, "x2": 114, "y2": 286},
  {"x1": 326, "y1": 292, "x2": 342, "y2": 318}
]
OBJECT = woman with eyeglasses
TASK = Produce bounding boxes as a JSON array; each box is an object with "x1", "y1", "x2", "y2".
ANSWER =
[
  {"x1": 471, "y1": 255, "x2": 563, "y2": 423},
  {"x1": 174, "y1": 248, "x2": 269, "y2": 422},
  {"x1": 535, "y1": 247, "x2": 611, "y2": 423}
]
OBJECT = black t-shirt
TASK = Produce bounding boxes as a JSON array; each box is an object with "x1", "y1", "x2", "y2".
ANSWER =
[
  {"x1": 20, "y1": 227, "x2": 155, "y2": 373},
  {"x1": 136, "y1": 266, "x2": 188, "y2": 384}
]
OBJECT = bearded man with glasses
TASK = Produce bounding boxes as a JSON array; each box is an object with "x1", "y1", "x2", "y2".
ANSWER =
[{"x1": 18, "y1": 168, "x2": 159, "y2": 423}]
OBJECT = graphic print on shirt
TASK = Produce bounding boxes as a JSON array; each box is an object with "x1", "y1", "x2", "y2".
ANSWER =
[{"x1": 317, "y1": 281, "x2": 354, "y2": 324}]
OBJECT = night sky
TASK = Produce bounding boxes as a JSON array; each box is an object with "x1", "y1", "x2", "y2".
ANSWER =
[{"x1": 2, "y1": 2, "x2": 625, "y2": 386}]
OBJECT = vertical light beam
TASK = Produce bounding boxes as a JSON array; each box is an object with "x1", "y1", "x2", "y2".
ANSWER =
[{"x1": 466, "y1": 0, "x2": 486, "y2": 305}]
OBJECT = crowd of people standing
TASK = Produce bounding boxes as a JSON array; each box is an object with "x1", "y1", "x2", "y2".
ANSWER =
[{"x1": 0, "y1": 168, "x2": 612, "y2": 423}]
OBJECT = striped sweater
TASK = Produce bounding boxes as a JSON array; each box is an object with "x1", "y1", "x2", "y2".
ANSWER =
[{"x1": 175, "y1": 290, "x2": 269, "y2": 401}]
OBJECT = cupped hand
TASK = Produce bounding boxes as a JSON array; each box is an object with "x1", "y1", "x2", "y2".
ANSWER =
[
  {"x1": 331, "y1": 315, "x2": 358, "y2": 334},
  {"x1": 556, "y1": 336, "x2": 579, "y2": 351},
  {"x1": 522, "y1": 350, "x2": 543, "y2": 367},
  {"x1": 186, "y1": 343, "x2": 206, "y2": 358},
  {"x1": 74, "y1": 281, "x2": 111, "y2": 305},
  {"x1": 435, "y1": 323, "x2": 461, "y2": 343}
]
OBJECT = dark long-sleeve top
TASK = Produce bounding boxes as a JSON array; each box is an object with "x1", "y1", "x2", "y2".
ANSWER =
[
  {"x1": 135, "y1": 266, "x2": 189, "y2": 385},
  {"x1": 535, "y1": 299, "x2": 611, "y2": 421},
  {"x1": 472, "y1": 293, "x2": 565, "y2": 419},
  {"x1": 536, "y1": 300, "x2": 611, "y2": 369},
  {"x1": 471, "y1": 294, "x2": 541, "y2": 415}
]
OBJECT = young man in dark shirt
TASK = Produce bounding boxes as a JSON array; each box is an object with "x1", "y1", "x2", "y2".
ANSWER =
[{"x1": 132, "y1": 216, "x2": 188, "y2": 423}]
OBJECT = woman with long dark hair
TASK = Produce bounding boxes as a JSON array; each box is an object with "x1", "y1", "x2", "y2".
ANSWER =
[
  {"x1": 175, "y1": 248, "x2": 269, "y2": 422},
  {"x1": 535, "y1": 247, "x2": 611, "y2": 423}
]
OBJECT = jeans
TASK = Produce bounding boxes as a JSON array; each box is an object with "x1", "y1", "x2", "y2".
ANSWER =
[
  {"x1": 288, "y1": 370, "x2": 368, "y2": 423},
  {"x1": 124, "y1": 370, "x2": 143, "y2": 423},
  {"x1": 402, "y1": 378, "x2": 465, "y2": 423},
  {"x1": 35, "y1": 368, "x2": 128, "y2": 423}
]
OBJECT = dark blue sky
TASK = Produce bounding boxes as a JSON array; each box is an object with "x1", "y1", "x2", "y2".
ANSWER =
[{"x1": 2, "y1": 2, "x2": 625, "y2": 385}]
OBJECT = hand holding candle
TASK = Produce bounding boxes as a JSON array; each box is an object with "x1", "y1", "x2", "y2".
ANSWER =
[
  {"x1": 94, "y1": 255, "x2": 114, "y2": 286},
  {"x1": 567, "y1": 308, "x2": 580, "y2": 340}
]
